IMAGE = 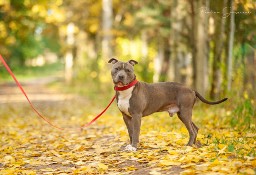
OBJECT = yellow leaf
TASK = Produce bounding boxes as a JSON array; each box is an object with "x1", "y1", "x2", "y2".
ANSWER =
[
  {"x1": 243, "y1": 144, "x2": 251, "y2": 150},
  {"x1": 98, "y1": 163, "x2": 108, "y2": 170},
  {"x1": 195, "y1": 164, "x2": 209, "y2": 171},
  {"x1": 75, "y1": 160, "x2": 85, "y2": 166},
  {"x1": 180, "y1": 127, "x2": 187, "y2": 134},
  {"x1": 233, "y1": 161, "x2": 243, "y2": 167},
  {"x1": 251, "y1": 159, "x2": 256, "y2": 167},
  {"x1": 180, "y1": 169, "x2": 195, "y2": 175},
  {"x1": 178, "y1": 155, "x2": 186, "y2": 162},
  {"x1": 220, "y1": 167, "x2": 232, "y2": 173},
  {"x1": 210, "y1": 159, "x2": 220, "y2": 166},
  {"x1": 181, "y1": 163, "x2": 196, "y2": 169},
  {"x1": 168, "y1": 149, "x2": 177, "y2": 155},
  {"x1": 197, "y1": 134, "x2": 204, "y2": 139},
  {"x1": 246, "y1": 133, "x2": 256, "y2": 137},
  {"x1": 72, "y1": 145, "x2": 86, "y2": 151},
  {"x1": 159, "y1": 160, "x2": 181, "y2": 166},
  {"x1": 220, "y1": 155, "x2": 228, "y2": 160},
  {"x1": 186, "y1": 146, "x2": 196, "y2": 153},
  {"x1": 0, "y1": 169, "x2": 16, "y2": 174},
  {"x1": 218, "y1": 144, "x2": 226, "y2": 149},
  {"x1": 239, "y1": 168, "x2": 255, "y2": 175},
  {"x1": 127, "y1": 165, "x2": 136, "y2": 171},
  {"x1": 218, "y1": 144, "x2": 227, "y2": 155},
  {"x1": 3, "y1": 155, "x2": 15, "y2": 164},
  {"x1": 50, "y1": 150, "x2": 62, "y2": 158},
  {"x1": 149, "y1": 168, "x2": 162, "y2": 175},
  {"x1": 73, "y1": 166, "x2": 93, "y2": 174},
  {"x1": 21, "y1": 170, "x2": 36, "y2": 175},
  {"x1": 27, "y1": 160, "x2": 44, "y2": 166},
  {"x1": 149, "y1": 170, "x2": 161, "y2": 175},
  {"x1": 176, "y1": 139, "x2": 186, "y2": 145},
  {"x1": 41, "y1": 168, "x2": 54, "y2": 172}
]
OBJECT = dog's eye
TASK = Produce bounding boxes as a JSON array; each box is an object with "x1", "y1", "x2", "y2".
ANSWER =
[
  {"x1": 125, "y1": 69, "x2": 131, "y2": 72},
  {"x1": 115, "y1": 67, "x2": 119, "y2": 71}
]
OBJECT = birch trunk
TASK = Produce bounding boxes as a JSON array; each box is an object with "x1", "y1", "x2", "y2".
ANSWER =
[
  {"x1": 65, "y1": 23, "x2": 75, "y2": 84},
  {"x1": 227, "y1": 0, "x2": 235, "y2": 91},
  {"x1": 210, "y1": 0, "x2": 227, "y2": 99},
  {"x1": 102, "y1": 0, "x2": 113, "y2": 59}
]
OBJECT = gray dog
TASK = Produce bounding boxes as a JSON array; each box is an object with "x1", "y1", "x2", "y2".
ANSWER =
[{"x1": 109, "y1": 58, "x2": 227, "y2": 151}]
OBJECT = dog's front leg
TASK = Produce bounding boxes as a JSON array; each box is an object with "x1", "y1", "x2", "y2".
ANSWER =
[
  {"x1": 125, "y1": 114, "x2": 141, "y2": 151},
  {"x1": 122, "y1": 113, "x2": 133, "y2": 144},
  {"x1": 131, "y1": 114, "x2": 141, "y2": 151}
]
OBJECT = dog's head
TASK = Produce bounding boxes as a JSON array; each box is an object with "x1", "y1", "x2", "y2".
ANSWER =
[{"x1": 108, "y1": 58, "x2": 138, "y2": 87}]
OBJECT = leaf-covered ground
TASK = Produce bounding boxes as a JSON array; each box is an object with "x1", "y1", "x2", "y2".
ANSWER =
[{"x1": 0, "y1": 80, "x2": 255, "y2": 175}]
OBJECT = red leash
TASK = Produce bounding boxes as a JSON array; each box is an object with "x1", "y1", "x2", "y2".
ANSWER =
[
  {"x1": 80, "y1": 95, "x2": 116, "y2": 128},
  {"x1": 80, "y1": 80, "x2": 139, "y2": 128},
  {"x1": 0, "y1": 55, "x2": 117, "y2": 130},
  {"x1": 0, "y1": 55, "x2": 63, "y2": 130}
]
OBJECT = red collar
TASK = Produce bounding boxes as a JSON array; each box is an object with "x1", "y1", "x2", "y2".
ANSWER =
[{"x1": 114, "y1": 79, "x2": 138, "y2": 91}]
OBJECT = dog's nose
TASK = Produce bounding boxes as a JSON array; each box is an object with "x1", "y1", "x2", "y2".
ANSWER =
[{"x1": 118, "y1": 75, "x2": 124, "y2": 80}]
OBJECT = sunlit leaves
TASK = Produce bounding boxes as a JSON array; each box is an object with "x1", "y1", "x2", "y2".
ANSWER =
[
  {"x1": 0, "y1": 98, "x2": 255, "y2": 174},
  {"x1": 0, "y1": 0, "x2": 62, "y2": 63}
]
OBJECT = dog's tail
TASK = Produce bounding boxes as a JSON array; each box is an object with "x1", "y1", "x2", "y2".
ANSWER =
[{"x1": 195, "y1": 91, "x2": 228, "y2": 105}]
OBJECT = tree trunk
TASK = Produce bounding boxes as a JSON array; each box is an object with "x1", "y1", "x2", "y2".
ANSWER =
[
  {"x1": 227, "y1": 0, "x2": 235, "y2": 91},
  {"x1": 189, "y1": 0, "x2": 209, "y2": 95},
  {"x1": 210, "y1": 0, "x2": 227, "y2": 99},
  {"x1": 65, "y1": 22, "x2": 75, "y2": 84},
  {"x1": 141, "y1": 31, "x2": 150, "y2": 81},
  {"x1": 141, "y1": 31, "x2": 148, "y2": 61},
  {"x1": 189, "y1": 0, "x2": 197, "y2": 89},
  {"x1": 159, "y1": 38, "x2": 171, "y2": 82},
  {"x1": 171, "y1": 0, "x2": 181, "y2": 83},
  {"x1": 195, "y1": 0, "x2": 209, "y2": 96},
  {"x1": 253, "y1": 50, "x2": 256, "y2": 91},
  {"x1": 102, "y1": 0, "x2": 113, "y2": 59},
  {"x1": 171, "y1": 0, "x2": 190, "y2": 84},
  {"x1": 153, "y1": 37, "x2": 164, "y2": 82},
  {"x1": 243, "y1": 45, "x2": 255, "y2": 94}
]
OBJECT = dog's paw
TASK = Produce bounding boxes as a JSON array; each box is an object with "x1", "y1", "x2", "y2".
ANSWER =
[{"x1": 124, "y1": 144, "x2": 137, "y2": 152}]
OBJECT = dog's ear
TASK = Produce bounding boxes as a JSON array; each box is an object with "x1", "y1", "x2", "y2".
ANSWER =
[
  {"x1": 128, "y1": 60, "x2": 138, "y2": 66},
  {"x1": 108, "y1": 58, "x2": 118, "y2": 64}
]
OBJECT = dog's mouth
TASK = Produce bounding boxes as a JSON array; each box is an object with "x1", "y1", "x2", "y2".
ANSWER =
[{"x1": 116, "y1": 82, "x2": 125, "y2": 87}]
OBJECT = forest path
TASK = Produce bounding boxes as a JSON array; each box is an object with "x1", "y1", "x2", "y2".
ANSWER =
[{"x1": 0, "y1": 76, "x2": 74, "y2": 104}]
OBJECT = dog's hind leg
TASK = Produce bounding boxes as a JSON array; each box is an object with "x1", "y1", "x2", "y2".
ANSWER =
[
  {"x1": 192, "y1": 122, "x2": 199, "y2": 143},
  {"x1": 177, "y1": 109, "x2": 197, "y2": 146},
  {"x1": 192, "y1": 122, "x2": 202, "y2": 147}
]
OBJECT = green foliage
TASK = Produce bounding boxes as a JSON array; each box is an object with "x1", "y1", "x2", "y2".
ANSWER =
[
  {"x1": 0, "y1": 0, "x2": 61, "y2": 66},
  {"x1": 230, "y1": 98, "x2": 255, "y2": 130}
]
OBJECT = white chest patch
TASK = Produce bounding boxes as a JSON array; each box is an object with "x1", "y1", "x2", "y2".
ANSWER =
[{"x1": 117, "y1": 87, "x2": 134, "y2": 116}]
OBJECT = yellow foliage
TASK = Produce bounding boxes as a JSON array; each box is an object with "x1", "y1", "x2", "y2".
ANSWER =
[{"x1": 0, "y1": 88, "x2": 255, "y2": 174}]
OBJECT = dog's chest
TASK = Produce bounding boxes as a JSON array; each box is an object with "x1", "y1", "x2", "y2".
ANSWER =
[{"x1": 117, "y1": 87, "x2": 134, "y2": 116}]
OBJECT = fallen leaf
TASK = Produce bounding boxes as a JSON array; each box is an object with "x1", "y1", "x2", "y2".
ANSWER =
[
  {"x1": 239, "y1": 168, "x2": 255, "y2": 175},
  {"x1": 98, "y1": 163, "x2": 108, "y2": 171}
]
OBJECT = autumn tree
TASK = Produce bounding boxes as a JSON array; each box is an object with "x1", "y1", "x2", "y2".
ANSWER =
[{"x1": 0, "y1": 0, "x2": 61, "y2": 66}]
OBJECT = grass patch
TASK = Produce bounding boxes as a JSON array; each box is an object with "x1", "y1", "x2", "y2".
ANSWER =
[{"x1": 0, "y1": 62, "x2": 64, "y2": 83}]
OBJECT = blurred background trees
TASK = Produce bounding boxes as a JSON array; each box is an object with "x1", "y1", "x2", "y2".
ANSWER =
[{"x1": 0, "y1": 0, "x2": 255, "y2": 99}]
